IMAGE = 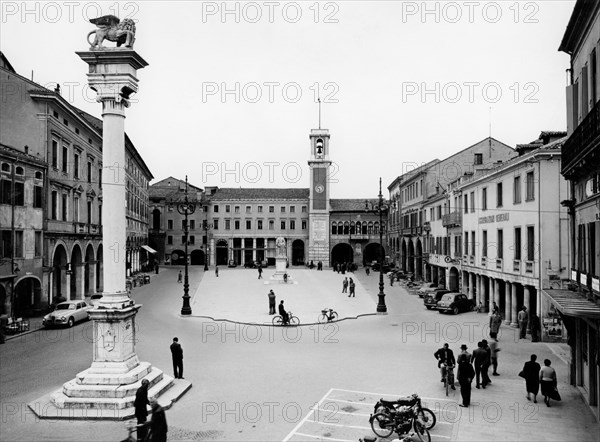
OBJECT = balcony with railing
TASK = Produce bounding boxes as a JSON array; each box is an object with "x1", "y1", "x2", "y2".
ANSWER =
[
  {"x1": 496, "y1": 258, "x2": 503, "y2": 270},
  {"x1": 513, "y1": 260, "x2": 520, "y2": 272},
  {"x1": 525, "y1": 261, "x2": 534, "y2": 273},
  {"x1": 442, "y1": 211, "x2": 462, "y2": 228},
  {"x1": 562, "y1": 99, "x2": 600, "y2": 178}
]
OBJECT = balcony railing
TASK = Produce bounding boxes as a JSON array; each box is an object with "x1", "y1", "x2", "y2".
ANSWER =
[
  {"x1": 525, "y1": 261, "x2": 534, "y2": 273},
  {"x1": 481, "y1": 256, "x2": 486, "y2": 266},
  {"x1": 469, "y1": 256, "x2": 474, "y2": 265},
  {"x1": 496, "y1": 258, "x2": 502, "y2": 269},
  {"x1": 513, "y1": 260, "x2": 520, "y2": 272},
  {"x1": 442, "y1": 211, "x2": 462, "y2": 228},
  {"x1": 563, "y1": 99, "x2": 600, "y2": 177}
]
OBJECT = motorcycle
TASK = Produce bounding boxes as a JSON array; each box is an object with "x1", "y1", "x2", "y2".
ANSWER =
[
  {"x1": 372, "y1": 393, "x2": 436, "y2": 430},
  {"x1": 369, "y1": 403, "x2": 431, "y2": 441}
]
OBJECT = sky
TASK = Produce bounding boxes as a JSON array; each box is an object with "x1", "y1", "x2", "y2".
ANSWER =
[{"x1": 1, "y1": 1, "x2": 576, "y2": 198}]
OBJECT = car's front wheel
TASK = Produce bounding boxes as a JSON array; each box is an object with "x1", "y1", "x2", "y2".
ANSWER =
[
  {"x1": 68, "y1": 317, "x2": 74, "y2": 327},
  {"x1": 453, "y1": 307, "x2": 459, "y2": 315},
  {"x1": 426, "y1": 306, "x2": 432, "y2": 310}
]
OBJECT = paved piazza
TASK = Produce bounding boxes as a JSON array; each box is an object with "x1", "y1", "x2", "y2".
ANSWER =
[{"x1": 1, "y1": 266, "x2": 598, "y2": 441}]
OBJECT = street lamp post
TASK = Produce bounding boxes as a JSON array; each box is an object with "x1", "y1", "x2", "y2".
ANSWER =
[
  {"x1": 176, "y1": 176, "x2": 196, "y2": 316},
  {"x1": 365, "y1": 177, "x2": 393, "y2": 314}
]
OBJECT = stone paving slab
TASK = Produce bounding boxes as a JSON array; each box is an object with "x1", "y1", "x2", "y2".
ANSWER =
[{"x1": 190, "y1": 268, "x2": 377, "y2": 325}]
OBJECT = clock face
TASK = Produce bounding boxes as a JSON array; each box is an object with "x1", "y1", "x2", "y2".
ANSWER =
[{"x1": 315, "y1": 184, "x2": 324, "y2": 194}]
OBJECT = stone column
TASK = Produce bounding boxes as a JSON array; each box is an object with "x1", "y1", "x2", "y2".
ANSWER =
[
  {"x1": 475, "y1": 274, "x2": 480, "y2": 306},
  {"x1": 494, "y1": 279, "x2": 501, "y2": 310},
  {"x1": 523, "y1": 285, "x2": 531, "y2": 331},
  {"x1": 510, "y1": 283, "x2": 518, "y2": 327},
  {"x1": 252, "y1": 238, "x2": 257, "y2": 261},
  {"x1": 489, "y1": 277, "x2": 495, "y2": 312},
  {"x1": 466, "y1": 272, "x2": 472, "y2": 299},
  {"x1": 504, "y1": 281, "x2": 512, "y2": 325},
  {"x1": 76, "y1": 263, "x2": 85, "y2": 300}
]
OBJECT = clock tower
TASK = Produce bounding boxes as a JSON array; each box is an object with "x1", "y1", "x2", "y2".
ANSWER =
[{"x1": 308, "y1": 128, "x2": 331, "y2": 266}]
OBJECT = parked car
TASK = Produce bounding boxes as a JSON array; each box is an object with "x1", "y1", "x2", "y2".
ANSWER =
[
  {"x1": 437, "y1": 293, "x2": 474, "y2": 315},
  {"x1": 423, "y1": 289, "x2": 451, "y2": 309},
  {"x1": 42, "y1": 301, "x2": 92, "y2": 327},
  {"x1": 89, "y1": 294, "x2": 103, "y2": 307},
  {"x1": 417, "y1": 283, "x2": 439, "y2": 298}
]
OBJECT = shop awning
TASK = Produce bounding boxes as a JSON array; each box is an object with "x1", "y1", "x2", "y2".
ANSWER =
[
  {"x1": 141, "y1": 245, "x2": 157, "y2": 254},
  {"x1": 542, "y1": 288, "x2": 600, "y2": 319}
]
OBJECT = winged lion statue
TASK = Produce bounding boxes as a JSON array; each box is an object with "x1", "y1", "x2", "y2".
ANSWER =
[{"x1": 87, "y1": 15, "x2": 136, "y2": 50}]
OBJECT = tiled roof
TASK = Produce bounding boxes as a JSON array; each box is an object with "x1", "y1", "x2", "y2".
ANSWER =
[
  {"x1": 149, "y1": 176, "x2": 203, "y2": 200},
  {"x1": 330, "y1": 199, "x2": 385, "y2": 211},
  {"x1": 209, "y1": 188, "x2": 309, "y2": 200}
]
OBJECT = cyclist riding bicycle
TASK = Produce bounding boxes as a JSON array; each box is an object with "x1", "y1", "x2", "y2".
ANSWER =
[
  {"x1": 434, "y1": 343, "x2": 456, "y2": 389},
  {"x1": 278, "y1": 300, "x2": 290, "y2": 325}
]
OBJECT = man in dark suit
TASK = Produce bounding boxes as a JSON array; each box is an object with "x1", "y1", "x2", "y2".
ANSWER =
[
  {"x1": 134, "y1": 379, "x2": 150, "y2": 441},
  {"x1": 434, "y1": 343, "x2": 456, "y2": 389},
  {"x1": 278, "y1": 300, "x2": 289, "y2": 325},
  {"x1": 471, "y1": 341, "x2": 488, "y2": 388},
  {"x1": 170, "y1": 337, "x2": 184, "y2": 379},
  {"x1": 150, "y1": 400, "x2": 168, "y2": 442}
]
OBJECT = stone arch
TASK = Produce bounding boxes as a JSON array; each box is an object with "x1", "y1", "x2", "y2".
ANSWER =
[
  {"x1": 52, "y1": 243, "x2": 69, "y2": 302},
  {"x1": 190, "y1": 249, "x2": 205, "y2": 265},
  {"x1": 85, "y1": 243, "x2": 95, "y2": 297},
  {"x1": 415, "y1": 239, "x2": 423, "y2": 279},
  {"x1": 407, "y1": 240, "x2": 415, "y2": 273},
  {"x1": 363, "y1": 242, "x2": 384, "y2": 266},
  {"x1": 292, "y1": 239, "x2": 305, "y2": 265},
  {"x1": 13, "y1": 276, "x2": 42, "y2": 317},
  {"x1": 71, "y1": 244, "x2": 83, "y2": 300},
  {"x1": 216, "y1": 239, "x2": 228, "y2": 266},
  {"x1": 331, "y1": 243, "x2": 353, "y2": 265},
  {"x1": 449, "y1": 266, "x2": 460, "y2": 291},
  {"x1": 96, "y1": 244, "x2": 103, "y2": 292}
]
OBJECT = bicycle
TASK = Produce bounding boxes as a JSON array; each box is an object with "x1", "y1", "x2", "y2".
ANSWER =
[
  {"x1": 272, "y1": 311, "x2": 300, "y2": 326},
  {"x1": 441, "y1": 363, "x2": 455, "y2": 396},
  {"x1": 121, "y1": 421, "x2": 151, "y2": 442},
  {"x1": 318, "y1": 308, "x2": 338, "y2": 323}
]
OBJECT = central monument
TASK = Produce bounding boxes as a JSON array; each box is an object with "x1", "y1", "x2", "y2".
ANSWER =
[
  {"x1": 30, "y1": 16, "x2": 189, "y2": 419},
  {"x1": 265, "y1": 237, "x2": 296, "y2": 284}
]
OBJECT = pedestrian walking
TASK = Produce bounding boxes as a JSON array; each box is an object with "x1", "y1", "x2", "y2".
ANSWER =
[
  {"x1": 389, "y1": 272, "x2": 394, "y2": 286},
  {"x1": 471, "y1": 341, "x2": 487, "y2": 389},
  {"x1": 268, "y1": 290, "x2": 276, "y2": 315},
  {"x1": 177, "y1": 271, "x2": 182, "y2": 283},
  {"x1": 530, "y1": 312, "x2": 541, "y2": 342},
  {"x1": 134, "y1": 379, "x2": 150, "y2": 441},
  {"x1": 215, "y1": 266, "x2": 219, "y2": 277},
  {"x1": 489, "y1": 337, "x2": 501, "y2": 375},
  {"x1": 258, "y1": 266, "x2": 263, "y2": 279},
  {"x1": 457, "y1": 354, "x2": 475, "y2": 408},
  {"x1": 342, "y1": 277, "x2": 348, "y2": 293},
  {"x1": 155, "y1": 264, "x2": 159, "y2": 274},
  {"x1": 349, "y1": 278, "x2": 356, "y2": 297},
  {"x1": 520, "y1": 354, "x2": 541, "y2": 403},
  {"x1": 170, "y1": 337, "x2": 184, "y2": 379},
  {"x1": 540, "y1": 359, "x2": 560, "y2": 407},
  {"x1": 365, "y1": 266, "x2": 370, "y2": 276},
  {"x1": 492, "y1": 302, "x2": 499, "y2": 315},
  {"x1": 490, "y1": 312, "x2": 502, "y2": 339},
  {"x1": 518, "y1": 306, "x2": 528, "y2": 339},
  {"x1": 150, "y1": 400, "x2": 168, "y2": 442}
]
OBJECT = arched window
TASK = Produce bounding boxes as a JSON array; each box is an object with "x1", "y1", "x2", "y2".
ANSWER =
[
  {"x1": 362, "y1": 222, "x2": 368, "y2": 234},
  {"x1": 343, "y1": 222, "x2": 350, "y2": 235},
  {"x1": 356, "y1": 221, "x2": 361, "y2": 234},
  {"x1": 1, "y1": 163, "x2": 9, "y2": 172},
  {"x1": 15, "y1": 166, "x2": 24, "y2": 175},
  {"x1": 35, "y1": 171, "x2": 43, "y2": 179},
  {"x1": 338, "y1": 221, "x2": 343, "y2": 233},
  {"x1": 350, "y1": 221, "x2": 355, "y2": 235},
  {"x1": 368, "y1": 222, "x2": 374, "y2": 234},
  {"x1": 332, "y1": 222, "x2": 337, "y2": 235},
  {"x1": 374, "y1": 221, "x2": 380, "y2": 234}
]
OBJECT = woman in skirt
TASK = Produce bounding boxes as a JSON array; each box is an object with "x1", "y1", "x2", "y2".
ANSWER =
[{"x1": 539, "y1": 359, "x2": 559, "y2": 407}]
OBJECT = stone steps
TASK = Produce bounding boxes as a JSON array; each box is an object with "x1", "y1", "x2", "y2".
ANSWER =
[
  {"x1": 76, "y1": 360, "x2": 152, "y2": 386},
  {"x1": 53, "y1": 367, "x2": 173, "y2": 409},
  {"x1": 63, "y1": 364, "x2": 162, "y2": 398}
]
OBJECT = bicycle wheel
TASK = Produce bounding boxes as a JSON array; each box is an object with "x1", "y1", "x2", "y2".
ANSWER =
[
  {"x1": 370, "y1": 413, "x2": 394, "y2": 438},
  {"x1": 272, "y1": 316, "x2": 283, "y2": 326},
  {"x1": 330, "y1": 311, "x2": 338, "y2": 321},
  {"x1": 417, "y1": 408, "x2": 436, "y2": 430},
  {"x1": 318, "y1": 314, "x2": 328, "y2": 324},
  {"x1": 289, "y1": 316, "x2": 300, "y2": 326},
  {"x1": 413, "y1": 420, "x2": 431, "y2": 442}
]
